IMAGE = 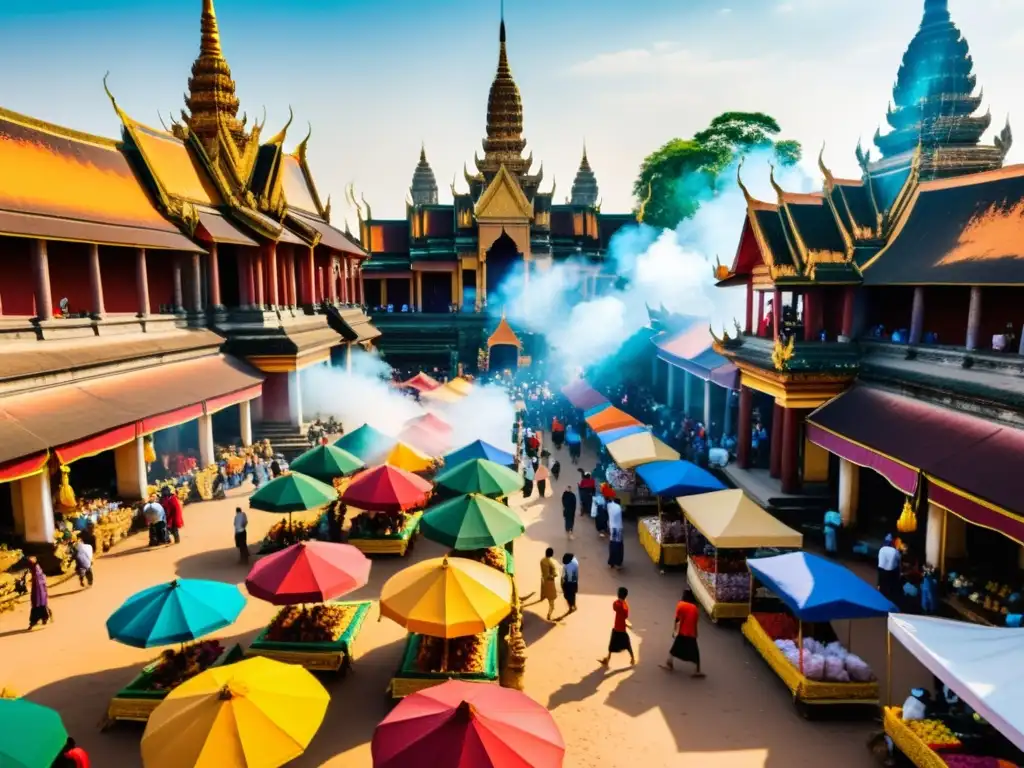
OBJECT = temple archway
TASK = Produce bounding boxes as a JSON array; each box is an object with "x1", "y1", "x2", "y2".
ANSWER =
[{"x1": 486, "y1": 231, "x2": 519, "y2": 298}]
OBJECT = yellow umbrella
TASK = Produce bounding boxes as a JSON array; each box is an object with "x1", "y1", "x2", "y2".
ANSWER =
[
  {"x1": 606, "y1": 432, "x2": 680, "y2": 469},
  {"x1": 446, "y1": 377, "x2": 474, "y2": 395},
  {"x1": 380, "y1": 556, "x2": 513, "y2": 638},
  {"x1": 386, "y1": 441, "x2": 434, "y2": 473},
  {"x1": 141, "y1": 656, "x2": 329, "y2": 768},
  {"x1": 422, "y1": 385, "x2": 463, "y2": 403}
]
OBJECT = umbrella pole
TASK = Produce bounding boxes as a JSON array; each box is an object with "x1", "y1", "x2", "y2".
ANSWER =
[
  {"x1": 441, "y1": 637, "x2": 449, "y2": 673},
  {"x1": 886, "y1": 629, "x2": 892, "y2": 707},
  {"x1": 797, "y1": 621, "x2": 804, "y2": 677}
]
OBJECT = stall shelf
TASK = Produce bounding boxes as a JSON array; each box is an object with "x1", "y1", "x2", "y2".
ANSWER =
[
  {"x1": 386, "y1": 628, "x2": 499, "y2": 699},
  {"x1": 348, "y1": 512, "x2": 423, "y2": 556},
  {"x1": 246, "y1": 600, "x2": 372, "y2": 672}
]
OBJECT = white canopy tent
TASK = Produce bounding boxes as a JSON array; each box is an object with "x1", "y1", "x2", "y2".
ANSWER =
[{"x1": 888, "y1": 614, "x2": 1024, "y2": 752}]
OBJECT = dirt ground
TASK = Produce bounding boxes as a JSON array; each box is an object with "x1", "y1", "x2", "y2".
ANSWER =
[{"x1": 0, "y1": 445, "x2": 931, "y2": 767}]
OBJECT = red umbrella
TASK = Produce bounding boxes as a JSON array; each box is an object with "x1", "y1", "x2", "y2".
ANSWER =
[
  {"x1": 341, "y1": 465, "x2": 433, "y2": 512},
  {"x1": 245, "y1": 541, "x2": 371, "y2": 604},
  {"x1": 402, "y1": 373, "x2": 441, "y2": 393},
  {"x1": 372, "y1": 680, "x2": 565, "y2": 768},
  {"x1": 398, "y1": 423, "x2": 452, "y2": 457},
  {"x1": 406, "y1": 412, "x2": 452, "y2": 435}
]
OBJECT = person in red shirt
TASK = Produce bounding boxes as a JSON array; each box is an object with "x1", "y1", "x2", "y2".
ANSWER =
[
  {"x1": 52, "y1": 737, "x2": 90, "y2": 767},
  {"x1": 599, "y1": 587, "x2": 635, "y2": 667},
  {"x1": 661, "y1": 590, "x2": 705, "y2": 677},
  {"x1": 160, "y1": 486, "x2": 185, "y2": 545}
]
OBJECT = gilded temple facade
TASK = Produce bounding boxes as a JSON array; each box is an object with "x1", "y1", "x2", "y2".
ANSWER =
[{"x1": 357, "y1": 17, "x2": 632, "y2": 367}]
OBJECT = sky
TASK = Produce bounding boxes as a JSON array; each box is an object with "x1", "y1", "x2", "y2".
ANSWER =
[{"x1": 3, "y1": 0, "x2": 1024, "y2": 223}]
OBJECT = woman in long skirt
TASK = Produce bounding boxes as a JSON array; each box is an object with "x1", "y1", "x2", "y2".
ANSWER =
[
  {"x1": 522, "y1": 460, "x2": 535, "y2": 499},
  {"x1": 27, "y1": 557, "x2": 50, "y2": 629},
  {"x1": 594, "y1": 494, "x2": 609, "y2": 536},
  {"x1": 608, "y1": 526, "x2": 625, "y2": 568}
]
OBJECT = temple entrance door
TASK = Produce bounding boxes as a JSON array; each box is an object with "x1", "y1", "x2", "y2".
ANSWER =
[
  {"x1": 489, "y1": 344, "x2": 519, "y2": 372},
  {"x1": 486, "y1": 231, "x2": 519, "y2": 299}
]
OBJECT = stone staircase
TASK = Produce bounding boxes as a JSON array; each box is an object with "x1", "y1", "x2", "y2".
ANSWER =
[{"x1": 252, "y1": 421, "x2": 310, "y2": 460}]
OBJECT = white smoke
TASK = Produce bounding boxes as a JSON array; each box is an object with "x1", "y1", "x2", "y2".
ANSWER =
[
  {"x1": 496, "y1": 150, "x2": 814, "y2": 377},
  {"x1": 431, "y1": 386, "x2": 516, "y2": 454}
]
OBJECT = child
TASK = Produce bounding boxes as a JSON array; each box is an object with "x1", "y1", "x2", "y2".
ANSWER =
[{"x1": 599, "y1": 587, "x2": 635, "y2": 667}]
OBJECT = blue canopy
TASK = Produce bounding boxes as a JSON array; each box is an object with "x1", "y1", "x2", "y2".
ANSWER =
[
  {"x1": 747, "y1": 552, "x2": 896, "y2": 622},
  {"x1": 584, "y1": 402, "x2": 612, "y2": 418},
  {"x1": 444, "y1": 439, "x2": 515, "y2": 467},
  {"x1": 597, "y1": 425, "x2": 649, "y2": 445},
  {"x1": 635, "y1": 460, "x2": 724, "y2": 497}
]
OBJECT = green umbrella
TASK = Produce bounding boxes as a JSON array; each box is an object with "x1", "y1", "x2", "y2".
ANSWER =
[
  {"x1": 334, "y1": 424, "x2": 396, "y2": 463},
  {"x1": 289, "y1": 445, "x2": 365, "y2": 483},
  {"x1": 249, "y1": 472, "x2": 337, "y2": 513},
  {"x1": 422, "y1": 493, "x2": 525, "y2": 549},
  {"x1": 434, "y1": 459, "x2": 524, "y2": 498},
  {"x1": 0, "y1": 698, "x2": 68, "y2": 768}
]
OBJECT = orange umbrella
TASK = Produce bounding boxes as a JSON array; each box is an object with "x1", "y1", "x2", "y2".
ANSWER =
[{"x1": 585, "y1": 406, "x2": 642, "y2": 433}]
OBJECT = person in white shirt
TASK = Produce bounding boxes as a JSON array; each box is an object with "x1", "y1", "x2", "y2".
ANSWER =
[
  {"x1": 877, "y1": 534, "x2": 901, "y2": 603},
  {"x1": 75, "y1": 540, "x2": 94, "y2": 587},
  {"x1": 143, "y1": 498, "x2": 166, "y2": 546},
  {"x1": 607, "y1": 499, "x2": 625, "y2": 569},
  {"x1": 234, "y1": 507, "x2": 249, "y2": 564}
]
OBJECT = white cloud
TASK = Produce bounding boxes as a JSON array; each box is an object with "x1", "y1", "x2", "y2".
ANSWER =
[
  {"x1": 719, "y1": 8, "x2": 733, "y2": 15},
  {"x1": 568, "y1": 45, "x2": 766, "y2": 78},
  {"x1": 775, "y1": 3, "x2": 795, "y2": 13}
]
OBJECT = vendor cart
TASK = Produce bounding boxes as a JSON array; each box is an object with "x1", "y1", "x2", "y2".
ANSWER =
[
  {"x1": 387, "y1": 628, "x2": 500, "y2": 699},
  {"x1": 246, "y1": 600, "x2": 372, "y2": 672},
  {"x1": 742, "y1": 552, "x2": 894, "y2": 714},
  {"x1": 348, "y1": 511, "x2": 423, "y2": 555}
]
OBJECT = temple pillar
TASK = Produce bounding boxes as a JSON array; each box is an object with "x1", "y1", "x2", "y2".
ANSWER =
[
  {"x1": 172, "y1": 257, "x2": 184, "y2": 313},
  {"x1": 909, "y1": 286, "x2": 925, "y2": 345},
  {"x1": 114, "y1": 437, "x2": 147, "y2": 501},
  {"x1": 198, "y1": 413, "x2": 215, "y2": 468},
  {"x1": 744, "y1": 281, "x2": 754, "y2": 334},
  {"x1": 838, "y1": 458, "x2": 859, "y2": 527},
  {"x1": 207, "y1": 243, "x2": 222, "y2": 310},
  {"x1": 803, "y1": 290, "x2": 821, "y2": 341},
  {"x1": 329, "y1": 259, "x2": 338, "y2": 303},
  {"x1": 450, "y1": 269, "x2": 458, "y2": 305},
  {"x1": 481, "y1": 262, "x2": 488, "y2": 304},
  {"x1": 769, "y1": 402, "x2": 784, "y2": 478},
  {"x1": 757, "y1": 291, "x2": 765, "y2": 336},
  {"x1": 703, "y1": 380, "x2": 712, "y2": 428},
  {"x1": 925, "y1": 503, "x2": 943, "y2": 568},
  {"x1": 966, "y1": 286, "x2": 982, "y2": 351},
  {"x1": 88, "y1": 243, "x2": 105, "y2": 319},
  {"x1": 456, "y1": 265, "x2": 464, "y2": 308},
  {"x1": 288, "y1": 250, "x2": 298, "y2": 308},
  {"x1": 772, "y1": 289, "x2": 781, "y2": 340},
  {"x1": 239, "y1": 400, "x2": 253, "y2": 446},
  {"x1": 737, "y1": 385, "x2": 753, "y2": 469},
  {"x1": 33, "y1": 240, "x2": 53, "y2": 321},
  {"x1": 18, "y1": 472, "x2": 54, "y2": 545},
  {"x1": 136, "y1": 248, "x2": 150, "y2": 317},
  {"x1": 358, "y1": 269, "x2": 365, "y2": 304},
  {"x1": 265, "y1": 243, "x2": 279, "y2": 307},
  {"x1": 303, "y1": 247, "x2": 315, "y2": 306},
  {"x1": 409, "y1": 276, "x2": 415, "y2": 309},
  {"x1": 841, "y1": 286, "x2": 855, "y2": 340},
  {"x1": 682, "y1": 371, "x2": 692, "y2": 416},
  {"x1": 723, "y1": 389, "x2": 733, "y2": 437},
  {"x1": 317, "y1": 266, "x2": 325, "y2": 304},
  {"x1": 238, "y1": 250, "x2": 253, "y2": 309},
  {"x1": 190, "y1": 253, "x2": 203, "y2": 312},
  {"x1": 415, "y1": 271, "x2": 423, "y2": 312},
  {"x1": 666, "y1": 365, "x2": 675, "y2": 408},
  {"x1": 780, "y1": 407, "x2": 801, "y2": 494},
  {"x1": 380, "y1": 279, "x2": 388, "y2": 307},
  {"x1": 349, "y1": 259, "x2": 357, "y2": 303},
  {"x1": 255, "y1": 250, "x2": 265, "y2": 308}
]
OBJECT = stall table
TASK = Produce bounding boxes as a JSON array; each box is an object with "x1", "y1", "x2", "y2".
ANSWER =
[
  {"x1": 246, "y1": 600, "x2": 372, "y2": 672},
  {"x1": 638, "y1": 517, "x2": 687, "y2": 568},
  {"x1": 387, "y1": 628, "x2": 499, "y2": 699},
  {"x1": 882, "y1": 707, "x2": 950, "y2": 768},
  {"x1": 349, "y1": 512, "x2": 423, "y2": 556}
]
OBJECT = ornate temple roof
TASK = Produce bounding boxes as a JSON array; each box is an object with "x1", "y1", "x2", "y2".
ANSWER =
[
  {"x1": 570, "y1": 145, "x2": 599, "y2": 207},
  {"x1": 870, "y1": 0, "x2": 1011, "y2": 181},
  {"x1": 487, "y1": 315, "x2": 522, "y2": 348},
  {"x1": 410, "y1": 145, "x2": 439, "y2": 206}
]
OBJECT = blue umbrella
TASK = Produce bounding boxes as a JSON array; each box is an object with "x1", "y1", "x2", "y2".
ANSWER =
[
  {"x1": 584, "y1": 402, "x2": 612, "y2": 418},
  {"x1": 443, "y1": 439, "x2": 515, "y2": 467},
  {"x1": 747, "y1": 552, "x2": 897, "y2": 622},
  {"x1": 106, "y1": 579, "x2": 246, "y2": 648},
  {"x1": 597, "y1": 425, "x2": 650, "y2": 445},
  {"x1": 635, "y1": 460, "x2": 724, "y2": 497}
]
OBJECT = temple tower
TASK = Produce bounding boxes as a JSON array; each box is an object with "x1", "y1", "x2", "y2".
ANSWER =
[
  {"x1": 868, "y1": 0, "x2": 1010, "y2": 194},
  {"x1": 410, "y1": 145, "x2": 439, "y2": 206},
  {"x1": 570, "y1": 145, "x2": 600, "y2": 207}
]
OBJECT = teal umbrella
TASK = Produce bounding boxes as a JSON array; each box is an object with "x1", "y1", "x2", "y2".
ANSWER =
[
  {"x1": 249, "y1": 472, "x2": 338, "y2": 513},
  {"x1": 106, "y1": 579, "x2": 245, "y2": 648},
  {"x1": 434, "y1": 459, "x2": 524, "y2": 498},
  {"x1": 422, "y1": 494, "x2": 525, "y2": 549},
  {"x1": 289, "y1": 445, "x2": 365, "y2": 483},
  {"x1": 0, "y1": 698, "x2": 67, "y2": 768},
  {"x1": 334, "y1": 424, "x2": 396, "y2": 463}
]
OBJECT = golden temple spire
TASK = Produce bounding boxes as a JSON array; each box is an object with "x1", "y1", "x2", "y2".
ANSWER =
[
  {"x1": 476, "y1": 3, "x2": 529, "y2": 179},
  {"x1": 200, "y1": 0, "x2": 223, "y2": 57},
  {"x1": 183, "y1": 0, "x2": 247, "y2": 150}
]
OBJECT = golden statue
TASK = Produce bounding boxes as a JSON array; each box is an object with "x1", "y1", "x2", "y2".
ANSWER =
[{"x1": 771, "y1": 334, "x2": 796, "y2": 371}]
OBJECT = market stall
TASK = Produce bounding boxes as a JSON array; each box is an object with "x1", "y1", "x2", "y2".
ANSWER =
[
  {"x1": 585, "y1": 406, "x2": 643, "y2": 434},
  {"x1": 433, "y1": 458, "x2": 524, "y2": 501},
  {"x1": 341, "y1": 464, "x2": 431, "y2": 555},
  {"x1": 884, "y1": 614, "x2": 1024, "y2": 768},
  {"x1": 635, "y1": 460, "x2": 724, "y2": 571},
  {"x1": 442, "y1": 440, "x2": 515, "y2": 468},
  {"x1": 385, "y1": 441, "x2": 437, "y2": 474},
  {"x1": 561, "y1": 379, "x2": 608, "y2": 411},
  {"x1": 334, "y1": 424, "x2": 397, "y2": 465},
  {"x1": 742, "y1": 552, "x2": 894, "y2": 711},
  {"x1": 679, "y1": 489, "x2": 802, "y2": 621},
  {"x1": 602, "y1": 432, "x2": 679, "y2": 511},
  {"x1": 250, "y1": 472, "x2": 339, "y2": 554}
]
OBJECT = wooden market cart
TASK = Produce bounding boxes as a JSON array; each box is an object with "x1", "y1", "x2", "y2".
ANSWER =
[
  {"x1": 246, "y1": 600, "x2": 372, "y2": 672},
  {"x1": 348, "y1": 511, "x2": 423, "y2": 556},
  {"x1": 386, "y1": 628, "x2": 500, "y2": 699}
]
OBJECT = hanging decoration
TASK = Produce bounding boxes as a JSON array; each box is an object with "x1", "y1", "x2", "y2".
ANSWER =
[
  {"x1": 144, "y1": 436, "x2": 156, "y2": 466},
  {"x1": 896, "y1": 496, "x2": 918, "y2": 534},
  {"x1": 58, "y1": 465, "x2": 77, "y2": 509}
]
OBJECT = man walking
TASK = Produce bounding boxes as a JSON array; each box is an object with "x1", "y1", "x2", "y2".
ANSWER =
[
  {"x1": 234, "y1": 507, "x2": 249, "y2": 564},
  {"x1": 75, "y1": 538, "x2": 94, "y2": 588},
  {"x1": 661, "y1": 590, "x2": 705, "y2": 677},
  {"x1": 161, "y1": 486, "x2": 184, "y2": 545},
  {"x1": 561, "y1": 485, "x2": 577, "y2": 539}
]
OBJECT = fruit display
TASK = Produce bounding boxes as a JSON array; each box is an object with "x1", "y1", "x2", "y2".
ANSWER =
[
  {"x1": 0, "y1": 573, "x2": 17, "y2": 613},
  {"x1": 753, "y1": 612, "x2": 798, "y2": 641},
  {"x1": 0, "y1": 545, "x2": 23, "y2": 573},
  {"x1": 904, "y1": 718, "x2": 962, "y2": 750},
  {"x1": 265, "y1": 604, "x2": 358, "y2": 644},
  {"x1": 349, "y1": 511, "x2": 413, "y2": 539},
  {"x1": 450, "y1": 547, "x2": 507, "y2": 573},
  {"x1": 259, "y1": 518, "x2": 320, "y2": 553},
  {"x1": 415, "y1": 634, "x2": 488, "y2": 674},
  {"x1": 947, "y1": 571, "x2": 1022, "y2": 621},
  {"x1": 641, "y1": 516, "x2": 684, "y2": 545},
  {"x1": 147, "y1": 640, "x2": 225, "y2": 690}
]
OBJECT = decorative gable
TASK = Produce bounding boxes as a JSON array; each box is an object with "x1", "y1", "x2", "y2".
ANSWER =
[{"x1": 474, "y1": 165, "x2": 533, "y2": 220}]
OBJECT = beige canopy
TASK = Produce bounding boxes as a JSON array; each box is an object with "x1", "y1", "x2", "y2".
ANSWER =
[
  {"x1": 678, "y1": 489, "x2": 803, "y2": 549},
  {"x1": 606, "y1": 432, "x2": 679, "y2": 469}
]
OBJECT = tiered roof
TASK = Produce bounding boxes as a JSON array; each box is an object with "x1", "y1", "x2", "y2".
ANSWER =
[
  {"x1": 410, "y1": 145, "x2": 439, "y2": 206},
  {"x1": 570, "y1": 145, "x2": 599, "y2": 207}
]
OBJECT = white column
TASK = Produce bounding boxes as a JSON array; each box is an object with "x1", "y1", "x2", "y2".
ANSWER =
[
  {"x1": 666, "y1": 364, "x2": 676, "y2": 408},
  {"x1": 114, "y1": 437, "x2": 147, "y2": 500},
  {"x1": 838, "y1": 458, "x2": 860, "y2": 527},
  {"x1": 198, "y1": 413, "x2": 215, "y2": 468},
  {"x1": 19, "y1": 472, "x2": 54, "y2": 544},
  {"x1": 925, "y1": 503, "x2": 943, "y2": 568},
  {"x1": 239, "y1": 400, "x2": 253, "y2": 446},
  {"x1": 703, "y1": 379, "x2": 712, "y2": 426},
  {"x1": 345, "y1": 344, "x2": 353, "y2": 373},
  {"x1": 683, "y1": 371, "x2": 692, "y2": 416},
  {"x1": 287, "y1": 370, "x2": 304, "y2": 427}
]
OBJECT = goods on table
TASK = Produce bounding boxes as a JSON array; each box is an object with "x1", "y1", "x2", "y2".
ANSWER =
[
  {"x1": 903, "y1": 719, "x2": 962, "y2": 750},
  {"x1": 753, "y1": 612, "x2": 798, "y2": 641},
  {"x1": 641, "y1": 516, "x2": 684, "y2": 545},
  {"x1": 605, "y1": 466, "x2": 634, "y2": 492},
  {"x1": 772, "y1": 637, "x2": 875, "y2": 683},
  {"x1": 265, "y1": 604, "x2": 359, "y2": 644},
  {"x1": 946, "y1": 570, "x2": 1022, "y2": 623},
  {"x1": 449, "y1": 547, "x2": 508, "y2": 574},
  {"x1": 0, "y1": 545, "x2": 23, "y2": 573},
  {"x1": 943, "y1": 757, "x2": 1017, "y2": 768},
  {"x1": 689, "y1": 554, "x2": 750, "y2": 603},
  {"x1": 259, "y1": 518, "x2": 320, "y2": 553},
  {"x1": 148, "y1": 640, "x2": 225, "y2": 690},
  {"x1": 414, "y1": 634, "x2": 489, "y2": 675},
  {"x1": 349, "y1": 511, "x2": 413, "y2": 538}
]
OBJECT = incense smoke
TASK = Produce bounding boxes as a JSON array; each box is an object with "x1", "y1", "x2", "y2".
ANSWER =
[
  {"x1": 302, "y1": 349, "x2": 515, "y2": 451},
  {"x1": 494, "y1": 150, "x2": 814, "y2": 378}
]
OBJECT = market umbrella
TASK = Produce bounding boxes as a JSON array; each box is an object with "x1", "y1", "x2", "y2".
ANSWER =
[
  {"x1": 561, "y1": 379, "x2": 606, "y2": 410},
  {"x1": 386, "y1": 441, "x2": 435, "y2": 473},
  {"x1": 340, "y1": 464, "x2": 433, "y2": 512},
  {"x1": 0, "y1": 698, "x2": 68, "y2": 768},
  {"x1": 636, "y1": 460, "x2": 725, "y2": 497},
  {"x1": 249, "y1": 472, "x2": 338, "y2": 513},
  {"x1": 141, "y1": 656, "x2": 329, "y2": 768},
  {"x1": 584, "y1": 402, "x2": 612, "y2": 418},
  {"x1": 443, "y1": 440, "x2": 515, "y2": 468},
  {"x1": 379, "y1": 556, "x2": 513, "y2": 637},
  {"x1": 288, "y1": 445, "x2": 364, "y2": 483},
  {"x1": 401, "y1": 372, "x2": 441, "y2": 393},
  {"x1": 597, "y1": 424, "x2": 649, "y2": 445},
  {"x1": 406, "y1": 412, "x2": 452, "y2": 435},
  {"x1": 423, "y1": 384, "x2": 465, "y2": 403},
  {"x1": 371, "y1": 680, "x2": 565, "y2": 768},
  {"x1": 585, "y1": 406, "x2": 642, "y2": 433},
  {"x1": 446, "y1": 377, "x2": 474, "y2": 396},
  {"x1": 434, "y1": 459, "x2": 524, "y2": 498},
  {"x1": 245, "y1": 541, "x2": 371, "y2": 605},
  {"x1": 397, "y1": 424, "x2": 451, "y2": 458},
  {"x1": 106, "y1": 579, "x2": 245, "y2": 648},
  {"x1": 605, "y1": 432, "x2": 679, "y2": 469},
  {"x1": 334, "y1": 424, "x2": 397, "y2": 464},
  {"x1": 422, "y1": 494, "x2": 525, "y2": 550}
]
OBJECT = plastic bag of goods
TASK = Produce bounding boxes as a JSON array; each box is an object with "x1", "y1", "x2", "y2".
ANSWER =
[
  {"x1": 824, "y1": 655, "x2": 850, "y2": 682},
  {"x1": 803, "y1": 653, "x2": 826, "y2": 681},
  {"x1": 802, "y1": 637, "x2": 823, "y2": 655},
  {"x1": 824, "y1": 641, "x2": 848, "y2": 659},
  {"x1": 775, "y1": 639, "x2": 796, "y2": 654},
  {"x1": 844, "y1": 654, "x2": 874, "y2": 682}
]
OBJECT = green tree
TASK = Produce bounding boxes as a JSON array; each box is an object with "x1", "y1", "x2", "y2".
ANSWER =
[{"x1": 634, "y1": 111, "x2": 802, "y2": 229}]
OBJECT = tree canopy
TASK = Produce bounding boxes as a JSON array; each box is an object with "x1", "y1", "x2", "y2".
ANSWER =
[{"x1": 634, "y1": 111, "x2": 802, "y2": 230}]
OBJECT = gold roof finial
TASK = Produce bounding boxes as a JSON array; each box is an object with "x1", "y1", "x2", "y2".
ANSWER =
[
  {"x1": 102, "y1": 72, "x2": 129, "y2": 122},
  {"x1": 818, "y1": 142, "x2": 835, "y2": 187},
  {"x1": 267, "y1": 106, "x2": 293, "y2": 146},
  {"x1": 183, "y1": 0, "x2": 247, "y2": 149},
  {"x1": 200, "y1": 0, "x2": 223, "y2": 57},
  {"x1": 736, "y1": 155, "x2": 754, "y2": 204},
  {"x1": 768, "y1": 163, "x2": 785, "y2": 203},
  {"x1": 295, "y1": 121, "x2": 312, "y2": 161}
]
